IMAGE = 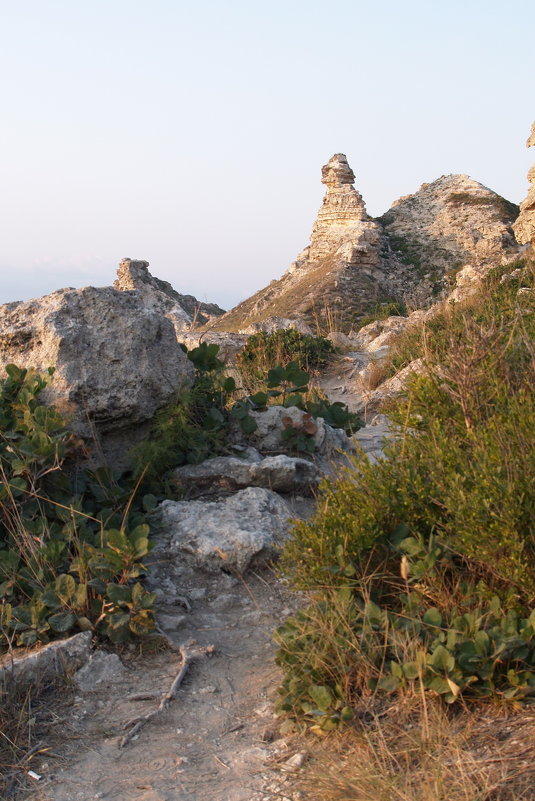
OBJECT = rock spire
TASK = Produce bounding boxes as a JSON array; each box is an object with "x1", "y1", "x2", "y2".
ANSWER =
[
  {"x1": 513, "y1": 122, "x2": 535, "y2": 246},
  {"x1": 208, "y1": 153, "x2": 383, "y2": 331}
]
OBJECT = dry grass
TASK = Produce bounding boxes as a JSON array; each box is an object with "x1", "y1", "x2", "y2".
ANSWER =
[
  {"x1": 0, "y1": 675, "x2": 73, "y2": 798},
  {"x1": 357, "y1": 360, "x2": 389, "y2": 391},
  {"x1": 300, "y1": 699, "x2": 535, "y2": 801}
]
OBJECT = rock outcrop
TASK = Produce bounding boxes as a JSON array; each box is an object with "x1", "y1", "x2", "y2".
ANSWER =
[
  {"x1": 114, "y1": 258, "x2": 225, "y2": 333},
  {"x1": 209, "y1": 154, "x2": 385, "y2": 331},
  {"x1": 513, "y1": 122, "x2": 535, "y2": 246},
  {"x1": 0, "y1": 285, "x2": 194, "y2": 461},
  {"x1": 207, "y1": 155, "x2": 520, "y2": 334},
  {"x1": 170, "y1": 451, "x2": 321, "y2": 497},
  {"x1": 380, "y1": 174, "x2": 520, "y2": 303}
]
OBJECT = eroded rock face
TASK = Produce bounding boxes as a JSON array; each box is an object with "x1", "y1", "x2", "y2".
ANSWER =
[
  {"x1": 152, "y1": 487, "x2": 291, "y2": 573},
  {"x1": 208, "y1": 154, "x2": 385, "y2": 332},
  {"x1": 114, "y1": 258, "x2": 225, "y2": 333},
  {"x1": 513, "y1": 122, "x2": 535, "y2": 246},
  {"x1": 208, "y1": 156, "x2": 521, "y2": 334},
  {"x1": 0, "y1": 285, "x2": 194, "y2": 457}
]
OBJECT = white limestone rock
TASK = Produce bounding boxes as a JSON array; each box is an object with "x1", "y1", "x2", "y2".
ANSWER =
[
  {"x1": 513, "y1": 122, "x2": 535, "y2": 246},
  {"x1": 152, "y1": 487, "x2": 292, "y2": 573},
  {"x1": 232, "y1": 405, "x2": 355, "y2": 459},
  {"x1": 0, "y1": 284, "x2": 194, "y2": 461}
]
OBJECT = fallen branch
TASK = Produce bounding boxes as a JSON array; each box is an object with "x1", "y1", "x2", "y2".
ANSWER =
[{"x1": 119, "y1": 643, "x2": 214, "y2": 748}]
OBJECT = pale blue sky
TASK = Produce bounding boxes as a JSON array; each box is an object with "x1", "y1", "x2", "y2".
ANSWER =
[{"x1": 1, "y1": 0, "x2": 533, "y2": 308}]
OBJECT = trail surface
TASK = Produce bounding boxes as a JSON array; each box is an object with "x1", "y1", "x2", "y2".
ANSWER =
[{"x1": 33, "y1": 570, "x2": 303, "y2": 801}]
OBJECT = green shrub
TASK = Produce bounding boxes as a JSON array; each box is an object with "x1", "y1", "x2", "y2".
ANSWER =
[
  {"x1": 237, "y1": 329, "x2": 333, "y2": 393},
  {"x1": 277, "y1": 260, "x2": 535, "y2": 721},
  {"x1": 276, "y1": 534, "x2": 535, "y2": 731},
  {"x1": 0, "y1": 365, "x2": 155, "y2": 650}
]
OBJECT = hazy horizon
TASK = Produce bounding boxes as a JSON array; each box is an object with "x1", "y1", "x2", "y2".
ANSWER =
[{"x1": 1, "y1": 0, "x2": 533, "y2": 310}]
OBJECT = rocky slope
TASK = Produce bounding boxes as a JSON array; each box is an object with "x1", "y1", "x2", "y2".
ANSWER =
[{"x1": 208, "y1": 155, "x2": 520, "y2": 333}]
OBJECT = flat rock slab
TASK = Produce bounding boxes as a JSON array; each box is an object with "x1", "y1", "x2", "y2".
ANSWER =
[
  {"x1": 171, "y1": 453, "x2": 321, "y2": 497},
  {"x1": 74, "y1": 651, "x2": 126, "y2": 691}
]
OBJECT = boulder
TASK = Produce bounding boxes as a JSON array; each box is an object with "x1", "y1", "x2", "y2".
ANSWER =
[
  {"x1": 231, "y1": 405, "x2": 355, "y2": 458},
  {"x1": 170, "y1": 452, "x2": 321, "y2": 497},
  {"x1": 0, "y1": 285, "x2": 194, "y2": 461},
  {"x1": 152, "y1": 487, "x2": 292, "y2": 573},
  {"x1": 351, "y1": 316, "x2": 410, "y2": 351},
  {"x1": 357, "y1": 358, "x2": 425, "y2": 418}
]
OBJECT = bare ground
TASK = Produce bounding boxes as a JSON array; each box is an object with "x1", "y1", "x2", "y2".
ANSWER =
[{"x1": 27, "y1": 569, "x2": 305, "y2": 801}]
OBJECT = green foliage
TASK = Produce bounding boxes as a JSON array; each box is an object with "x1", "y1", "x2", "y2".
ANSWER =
[
  {"x1": 130, "y1": 343, "x2": 238, "y2": 482},
  {"x1": 276, "y1": 533, "x2": 535, "y2": 730},
  {"x1": 237, "y1": 329, "x2": 333, "y2": 393},
  {"x1": 277, "y1": 260, "x2": 535, "y2": 723},
  {"x1": 0, "y1": 365, "x2": 155, "y2": 650}
]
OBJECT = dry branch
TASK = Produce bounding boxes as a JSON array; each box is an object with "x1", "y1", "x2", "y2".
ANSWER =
[{"x1": 119, "y1": 643, "x2": 214, "y2": 748}]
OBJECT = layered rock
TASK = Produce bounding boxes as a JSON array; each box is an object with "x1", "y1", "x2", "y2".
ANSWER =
[
  {"x1": 513, "y1": 122, "x2": 535, "y2": 246},
  {"x1": 0, "y1": 285, "x2": 194, "y2": 461},
  {"x1": 114, "y1": 258, "x2": 225, "y2": 333},
  {"x1": 209, "y1": 154, "x2": 385, "y2": 331},
  {"x1": 210, "y1": 155, "x2": 521, "y2": 334},
  {"x1": 170, "y1": 451, "x2": 321, "y2": 497}
]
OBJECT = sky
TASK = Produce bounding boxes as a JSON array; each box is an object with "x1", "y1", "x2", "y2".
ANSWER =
[{"x1": 1, "y1": 0, "x2": 534, "y2": 309}]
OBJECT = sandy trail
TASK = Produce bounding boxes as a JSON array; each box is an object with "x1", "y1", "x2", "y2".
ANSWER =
[{"x1": 32, "y1": 570, "x2": 303, "y2": 801}]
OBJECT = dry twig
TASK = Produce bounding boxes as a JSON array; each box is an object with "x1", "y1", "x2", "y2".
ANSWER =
[{"x1": 119, "y1": 643, "x2": 214, "y2": 748}]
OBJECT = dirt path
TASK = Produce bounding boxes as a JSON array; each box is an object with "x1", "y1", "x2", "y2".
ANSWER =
[
  {"x1": 32, "y1": 570, "x2": 304, "y2": 801},
  {"x1": 24, "y1": 370, "x2": 390, "y2": 801}
]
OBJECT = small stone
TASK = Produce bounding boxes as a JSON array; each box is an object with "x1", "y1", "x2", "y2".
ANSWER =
[
  {"x1": 156, "y1": 613, "x2": 186, "y2": 632},
  {"x1": 281, "y1": 752, "x2": 307, "y2": 772},
  {"x1": 74, "y1": 651, "x2": 126, "y2": 691}
]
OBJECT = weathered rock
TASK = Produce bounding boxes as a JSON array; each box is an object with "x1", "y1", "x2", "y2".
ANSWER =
[
  {"x1": 205, "y1": 157, "x2": 520, "y2": 335},
  {"x1": 357, "y1": 358, "x2": 425, "y2": 417},
  {"x1": 0, "y1": 632, "x2": 92, "y2": 691},
  {"x1": 513, "y1": 122, "x2": 535, "y2": 246},
  {"x1": 177, "y1": 330, "x2": 247, "y2": 362},
  {"x1": 152, "y1": 487, "x2": 292, "y2": 573},
  {"x1": 114, "y1": 258, "x2": 225, "y2": 331},
  {"x1": 207, "y1": 154, "x2": 385, "y2": 332},
  {"x1": 170, "y1": 452, "x2": 321, "y2": 496},
  {"x1": 380, "y1": 174, "x2": 520, "y2": 303},
  {"x1": 74, "y1": 650, "x2": 126, "y2": 691},
  {"x1": 448, "y1": 263, "x2": 491, "y2": 303},
  {"x1": 327, "y1": 331, "x2": 354, "y2": 349},
  {"x1": 352, "y1": 315, "x2": 411, "y2": 352},
  {"x1": 239, "y1": 317, "x2": 313, "y2": 336},
  {"x1": 0, "y1": 285, "x2": 194, "y2": 460},
  {"x1": 231, "y1": 405, "x2": 355, "y2": 459},
  {"x1": 354, "y1": 414, "x2": 395, "y2": 464}
]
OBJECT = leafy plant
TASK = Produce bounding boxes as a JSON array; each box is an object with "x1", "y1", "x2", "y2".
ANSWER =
[
  {"x1": 276, "y1": 259, "x2": 535, "y2": 725},
  {"x1": 0, "y1": 365, "x2": 155, "y2": 650},
  {"x1": 237, "y1": 329, "x2": 333, "y2": 393}
]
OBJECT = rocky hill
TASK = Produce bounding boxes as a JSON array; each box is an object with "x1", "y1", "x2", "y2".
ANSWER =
[{"x1": 208, "y1": 154, "x2": 520, "y2": 333}]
